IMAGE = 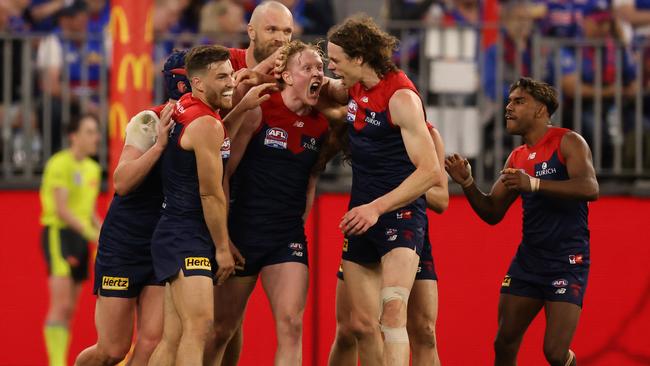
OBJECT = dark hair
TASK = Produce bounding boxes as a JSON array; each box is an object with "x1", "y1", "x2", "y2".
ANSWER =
[
  {"x1": 327, "y1": 14, "x2": 398, "y2": 77},
  {"x1": 184, "y1": 45, "x2": 230, "y2": 77},
  {"x1": 509, "y1": 77, "x2": 559, "y2": 116},
  {"x1": 311, "y1": 122, "x2": 350, "y2": 175},
  {"x1": 66, "y1": 113, "x2": 98, "y2": 135}
]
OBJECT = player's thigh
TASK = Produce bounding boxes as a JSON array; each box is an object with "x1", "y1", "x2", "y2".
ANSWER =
[
  {"x1": 496, "y1": 294, "x2": 544, "y2": 343},
  {"x1": 136, "y1": 285, "x2": 165, "y2": 340},
  {"x1": 407, "y1": 280, "x2": 439, "y2": 329},
  {"x1": 335, "y1": 279, "x2": 353, "y2": 326},
  {"x1": 95, "y1": 296, "x2": 137, "y2": 350},
  {"x1": 381, "y1": 247, "x2": 419, "y2": 290},
  {"x1": 260, "y1": 262, "x2": 309, "y2": 317},
  {"x1": 170, "y1": 271, "x2": 214, "y2": 322},
  {"x1": 543, "y1": 301, "x2": 581, "y2": 351},
  {"x1": 340, "y1": 260, "x2": 382, "y2": 321},
  {"x1": 213, "y1": 275, "x2": 257, "y2": 328}
]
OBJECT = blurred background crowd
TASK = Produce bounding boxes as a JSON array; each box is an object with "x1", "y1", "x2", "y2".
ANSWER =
[{"x1": 1, "y1": 0, "x2": 650, "y2": 194}]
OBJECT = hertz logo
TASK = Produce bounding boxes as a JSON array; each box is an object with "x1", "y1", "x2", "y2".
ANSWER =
[
  {"x1": 342, "y1": 239, "x2": 349, "y2": 252},
  {"x1": 501, "y1": 275, "x2": 511, "y2": 287},
  {"x1": 185, "y1": 257, "x2": 211, "y2": 270},
  {"x1": 102, "y1": 276, "x2": 129, "y2": 290}
]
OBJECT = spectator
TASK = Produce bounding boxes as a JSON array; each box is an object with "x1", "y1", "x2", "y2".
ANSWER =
[
  {"x1": 199, "y1": 0, "x2": 246, "y2": 46},
  {"x1": 36, "y1": 0, "x2": 106, "y2": 152},
  {"x1": 538, "y1": 0, "x2": 590, "y2": 38},
  {"x1": 25, "y1": 0, "x2": 67, "y2": 32},
  {"x1": 554, "y1": 0, "x2": 640, "y2": 167}
]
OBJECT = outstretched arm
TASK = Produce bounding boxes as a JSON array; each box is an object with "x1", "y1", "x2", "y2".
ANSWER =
[{"x1": 446, "y1": 153, "x2": 519, "y2": 225}]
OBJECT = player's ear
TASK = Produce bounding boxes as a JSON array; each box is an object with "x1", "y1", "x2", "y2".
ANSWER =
[
  {"x1": 282, "y1": 70, "x2": 292, "y2": 86},
  {"x1": 353, "y1": 56, "x2": 363, "y2": 66},
  {"x1": 535, "y1": 103, "x2": 545, "y2": 118},
  {"x1": 247, "y1": 24, "x2": 255, "y2": 41}
]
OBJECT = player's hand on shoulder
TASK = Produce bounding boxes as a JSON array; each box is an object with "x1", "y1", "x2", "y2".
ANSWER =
[
  {"x1": 215, "y1": 246, "x2": 235, "y2": 285},
  {"x1": 445, "y1": 154, "x2": 473, "y2": 186},
  {"x1": 340, "y1": 203, "x2": 380, "y2": 236},
  {"x1": 500, "y1": 168, "x2": 536, "y2": 193},
  {"x1": 154, "y1": 102, "x2": 175, "y2": 150}
]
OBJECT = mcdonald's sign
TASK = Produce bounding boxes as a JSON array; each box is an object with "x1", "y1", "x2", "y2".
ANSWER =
[
  {"x1": 117, "y1": 53, "x2": 153, "y2": 93},
  {"x1": 108, "y1": 102, "x2": 128, "y2": 139},
  {"x1": 110, "y1": 6, "x2": 130, "y2": 44}
]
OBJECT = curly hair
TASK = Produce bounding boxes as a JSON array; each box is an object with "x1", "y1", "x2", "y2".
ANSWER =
[
  {"x1": 327, "y1": 14, "x2": 398, "y2": 77},
  {"x1": 275, "y1": 40, "x2": 324, "y2": 86},
  {"x1": 509, "y1": 77, "x2": 559, "y2": 116}
]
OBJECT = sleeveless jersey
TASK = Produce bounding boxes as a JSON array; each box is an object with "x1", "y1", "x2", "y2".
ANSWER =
[
  {"x1": 345, "y1": 71, "x2": 426, "y2": 217},
  {"x1": 99, "y1": 104, "x2": 167, "y2": 251},
  {"x1": 508, "y1": 127, "x2": 590, "y2": 271},
  {"x1": 229, "y1": 92, "x2": 329, "y2": 237},
  {"x1": 161, "y1": 93, "x2": 230, "y2": 219}
]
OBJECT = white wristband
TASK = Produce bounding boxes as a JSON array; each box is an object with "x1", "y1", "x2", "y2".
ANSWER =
[{"x1": 530, "y1": 177, "x2": 540, "y2": 192}]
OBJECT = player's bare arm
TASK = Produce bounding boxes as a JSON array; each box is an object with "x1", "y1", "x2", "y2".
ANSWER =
[
  {"x1": 320, "y1": 76, "x2": 349, "y2": 106},
  {"x1": 446, "y1": 153, "x2": 519, "y2": 225},
  {"x1": 341, "y1": 89, "x2": 440, "y2": 236},
  {"x1": 183, "y1": 116, "x2": 235, "y2": 285},
  {"x1": 304, "y1": 175, "x2": 318, "y2": 223},
  {"x1": 113, "y1": 103, "x2": 174, "y2": 195},
  {"x1": 500, "y1": 132, "x2": 598, "y2": 201},
  {"x1": 426, "y1": 127, "x2": 449, "y2": 214}
]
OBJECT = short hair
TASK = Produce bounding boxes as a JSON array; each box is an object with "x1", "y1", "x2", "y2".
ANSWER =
[
  {"x1": 67, "y1": 113, "x2": 98, "y2": 135},
  {"x1": 509, "y1": 77, "x2": 559, "y2": 116},
  {"x1": 327, "y1": 14, "x2": 398, "y2": 77},
  {"x1": 276, "y1": 40, "x2": 324, "y2": 85},
  {"x1": 184, "y1": 45, "x2": 230, "y2": 77}
]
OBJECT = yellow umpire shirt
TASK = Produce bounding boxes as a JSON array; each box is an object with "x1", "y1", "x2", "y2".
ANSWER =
[{"x1": 40, "y1": 150, "x2": 101, "y2": 232}]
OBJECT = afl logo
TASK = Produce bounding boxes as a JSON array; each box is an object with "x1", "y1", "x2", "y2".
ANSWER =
[
  {"x1": 264, "y1": 127, "x2": 288, "y2": 149},
  {"x1": 346, "y1": 100, "x2": 358, "y2": 123},
  {"x1": 220, "y1": 137, "x2": 231, "y2": 159},
  {"x1": 552, "y1": 279, "x2": 568, "y2": 288}
]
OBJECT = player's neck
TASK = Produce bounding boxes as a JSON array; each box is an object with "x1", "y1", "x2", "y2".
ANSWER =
[
  {"x1": 245, "y1": 47, "x2": 258, "y2": 69},
  {"x1": 281, "y1": 89, "x2": 311, "y2": 116},
  {"x1": 359, "y1": 68, "x2": 381, "y2": 90},
  {"x1": 69, "y1": 146, "x2": 86, "y2": 161},
  {"x1": 193, "y1": 92, "x2": 215, "y2": 111},
  {"x1": 524, "y1": 123, "x2": 550, "y2": 147}
]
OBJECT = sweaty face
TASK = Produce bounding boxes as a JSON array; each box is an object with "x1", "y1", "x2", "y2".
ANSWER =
[
  {"x1": 202, "y1": 60, "x2": 235, "y2": 110},
  {"x1": 505, "y1": 88, "x2": 539, "y2": 135},
  {"x1": 327, "y1": 42, "x2": 359, "y2": 88},
  {"x1": 73, "y1": 117, "x2": 100, "y2": 156},
  {"x1": 285, "y1": 50, "x2": 324, "y2": 106},
  {"x1": 252, "y1": 8, "x2": 293, "y2": 63}
]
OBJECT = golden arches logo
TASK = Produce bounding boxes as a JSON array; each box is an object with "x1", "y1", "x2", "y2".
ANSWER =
[
  {"x1": 109, "y1": 6, "x2": 130, "y2": 44},
  {"x1": 109, "y1": 102, "x2": 128, "y2": 140},
  {"x1": 117, "y1": 53, "x2": 153, "y2": 93},
  {"x1": 144, "y1": 7, "x2": 154, "y2": 43}
]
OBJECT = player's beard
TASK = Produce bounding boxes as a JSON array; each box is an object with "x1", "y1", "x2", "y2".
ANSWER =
[{"x1": 253, "y1": 41, "x2": 279, "y2": 64}]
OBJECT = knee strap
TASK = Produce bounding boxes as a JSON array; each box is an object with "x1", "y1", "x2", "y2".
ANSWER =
[
  {"x1": 381, "y1": 286, "x2": 410, "y2": 307},
  {"x1": 381, "y1": 325, "x2": 409, "y2": 343}
]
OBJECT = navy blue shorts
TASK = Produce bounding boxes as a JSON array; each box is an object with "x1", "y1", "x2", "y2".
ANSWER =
[
  {"x1": 150, "y1": 216, "x2": 216, "y2": 283},
  {"x1": 93, "y1": 240, "x2": 162, "y2": 298},
  {"x1": 337, "y1": 232, "x2": 437, "y2": 281},
  {"x1": 500, "y1": 258, "x2": 589, "y2": 307},
  {"x1": 342, "y1": 212, "x2": 425, "y2": 264},
  {"x1": 231, "y1": 228, "x2": 308, "y2": 277}
]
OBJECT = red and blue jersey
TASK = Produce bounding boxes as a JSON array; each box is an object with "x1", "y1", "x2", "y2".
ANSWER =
[
  {"x1": 229, "y1": 92, "x2": 329, "y2": 238},
  {"x1": 508, "y1": 127, "x2": 590, "y2": 272},
  {"x1": 161, "y1": 93, "x2": 230, "y2": 219},
  {"x1": 345, "y1": 71, "x2": 426, "y2": 220},
  {"x1": 99, "y1": 104, "x2": 166, "y2": 254}
]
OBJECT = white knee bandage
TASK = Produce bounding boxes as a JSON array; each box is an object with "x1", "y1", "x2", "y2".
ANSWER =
[
  {"x1": 380, "y1": 286, "x2": 410, "y2": 343},
  {"x1": 380, "y1": 325, "x2": 409, "y2": 343},
  {"x1": 124, "y1": 110, "x2": 160, "y2": 152},
  {"x1": 381, "y1": 286, "x2": 410, "y2": 307}
]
